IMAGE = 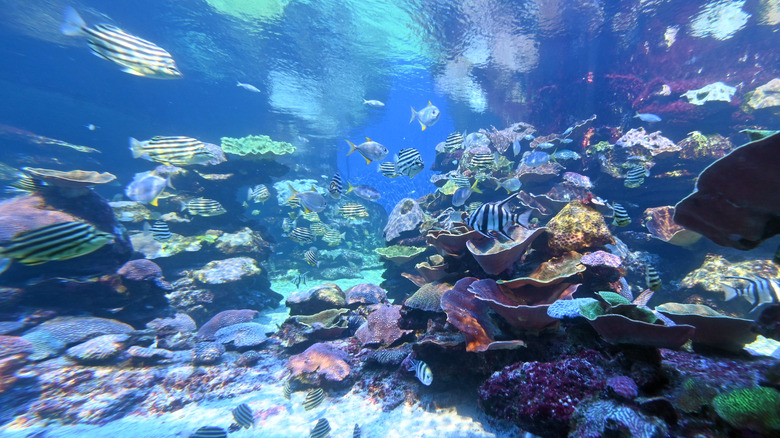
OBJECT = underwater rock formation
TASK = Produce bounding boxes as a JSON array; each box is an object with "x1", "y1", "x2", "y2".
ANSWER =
[
  {"x1": 287, "y1": 342, "x2": 351, "y2": 384},
  {"x1": 383, "y1": 198, "x2": 424, "y2": 243},
  {"x1": 286, "y1": 283, "x2": 346, "y2": 315},
  {"x1": 674, "y1": 131, "x2": 780, "y2": 251},
  {"x1": 545, "y1": 201, "x2": 613, "y2": 255}
]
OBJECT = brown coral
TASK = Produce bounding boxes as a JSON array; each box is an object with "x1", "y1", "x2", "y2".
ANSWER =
[
  {"x1": 440, "y1": 277, "x2": 525, "y2": 352},
  {"x1": 546, "y1": 201, "x2": 613, "y2": 254},
  {"x1": 426, "y1": 224, "x2": 482, "y2": 257},
  {"x1": 286, "y1": 283, "x2": 346, "y2": 315},
  {"x1": 344, "y1": 283, "x2": 387, "y2": 306},
  {"x1": 403, "y1": 282, "x2": 452, "y2": 312},
  {"x1": 469, "y1": 279, "x2": 561, "y2": 332},
  {"x1": 655, "y1": 303, "x2": 757, "y2": 352}
]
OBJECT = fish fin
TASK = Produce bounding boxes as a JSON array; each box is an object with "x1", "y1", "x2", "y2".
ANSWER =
[
  {"x1": 166, "y1": 177, "x2": 175, "y2": 190},
  {"x1": 722, "y1": 283, "x2": 739, "y2": 301},
  {"x1": 346, "y1": 182, "x2": 355, "y2": 194},
  {"x1": 150, "y1": 197, "x2": 158, "y2": 207},
  {"x1": 121, "y1": 67, "x2": 146, "y2": 77},
  {"x1": 514, "y1": 210, "x2": 532, "y2": 228},
  {"x1": 428, "y1": 100, "x2": 432, "y2": 106},
  {"x1": 410, "y1": 107, "x2": 417, "y2": 123},
  {"x1": 129, "y1": 137, "x2": 144, "y2": 159},
  {"x1": 346, "y1": 140, "x2": 357, "y2": 155},
  {"x1": 420, "y1": 123, "x2": 427, "y2": 131},
  {"x1": 365, "y1": 137, "x2": 372, "y2": 142},
  {"x1": 60, "y1": 6, "x2": 87, "y2": 36},
  {"x1": 286, "y1": 183, "x2": 299, "y2": 195},
  {"x1": 470, "y1": 180, "x2": 482, "y2": 194},
  {"x1": 364, "y1": 156, "x2": 372, "y2": 164}
]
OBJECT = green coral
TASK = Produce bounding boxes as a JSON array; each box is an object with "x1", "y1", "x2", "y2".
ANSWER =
[
  {"x1": 585, "y1": 140, "x2": 612, "y2": 155},
  {"x1": 713, "y1": 387, "x2": 780, "y2": 432},
  {"x1": 597, "y1": 291, "x2": 631, "y2": 306},
  {"x1": 220, "y1": 134, "x2": 295, "y2": 159},
  {"x1": 580, "y1": 291, "x2": 657, "y2": 324}
]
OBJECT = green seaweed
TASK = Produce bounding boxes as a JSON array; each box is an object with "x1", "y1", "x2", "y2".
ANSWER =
[{"x1": 220, "y1": 134, "x2": 295, "y2": 158}]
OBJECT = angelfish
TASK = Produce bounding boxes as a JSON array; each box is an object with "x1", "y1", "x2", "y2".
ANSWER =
[{"x1": 410, "y1": 101, "x2": 440, "y2": 131}]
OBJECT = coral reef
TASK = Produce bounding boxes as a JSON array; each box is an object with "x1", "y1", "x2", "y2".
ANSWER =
[
  {"x1": 355, "y1": 305, "x2": 411, "y2": 347},
  {"x1": 344, "y1": 283, "x2": 387, "y2": 306},
  {"x1": 466, "y1": 226, "x2": 546, "y2": 276},
  {"x1": 383, "y1": 198, "x2": 424, "y2": 243},
  {"x1": 713, "y1": 387, "x2": 780, "y2": 433},
  {"x1": 21, "y1": 317, "x2": 134, "y2": 361},
  {"x1": 643, "y1": 206, "x2": 701, "y2": 246},
  {"x1": 286, "y1": 283, "x2": 345, "y2": 315},
  {"x1": 655, "y1": 302, "x2": 757, "y2": 351},
  {"x1": 546, "y1": 201, "x2": 613, "y2": 254},
  {"x1": 681, "y1": 82, "x2": 737, "y2": 105},
  {"x1": 220, "y1": 134, "x2": 294, "y2": 159},
  {"x1": 745, "y1": 77, "x2": 780, "y2": 111},
  {"x1": 287, "y1": 342, "x2": 351, "y2": 383},
  {"x1": 374, "y1": 245, "x2": 426, "y2": 264},
  {"x1": 196, "y1": 309, "x2": 258, "y2": 341}
]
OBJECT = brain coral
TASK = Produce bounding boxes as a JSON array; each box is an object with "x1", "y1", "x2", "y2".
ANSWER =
[
  {"x1": 196, "y1": 309, "x2": 258, "y2": 341},
  {"x1": 355, "y1": 305, "x2": 411, "y2": 347},
  {"x1": 214, "y1": 322, "x2": 267, "y2": 348},
  {"x1": 21, "y1": 317, "x2": 134, "y2": 360},
  {"x1": 546, "y1": 201, "x2": 613, "y2": 254}
]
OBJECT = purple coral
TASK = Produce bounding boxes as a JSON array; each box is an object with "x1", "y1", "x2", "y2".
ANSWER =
[
  {"x1": 478, "y1": 350, "x2": 607, "y2": 437},
  {"x1": 606, "y1": 376, "x2": 639, "y2": 400}
]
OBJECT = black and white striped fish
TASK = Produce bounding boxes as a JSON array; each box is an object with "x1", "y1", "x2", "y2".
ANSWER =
[
  {"x1": 283, "y1": 379, "x2": 293, "y2": 399},
  {"x1": 289, "y1": 227, "x2": 315, "y2": 244},
  {"x1": 303, "y1": 388, "x2": 325, "y2": 411},
  {"x1": 130, "y1": 136, "x2": 213, "y2": 166},
  {"x1": 0, "y1": 221, "x2": 113, "y2": 266},
  {"x1": 379, "y1": 161, "x2": 399, "y2": 178},
  {"x1": 410, "y1": 359, "x2": 433, "y2": 386},
  {"x1": 624, "y1": 166, "x2": 648, "y2": 188},
  {"x1": 231, "y1": 403, "x2": 253, "y2": 429},
  {"x1": 305, "y1": 248, "x2": 318, "y2": 267},
  {"x1": 467, "y1": 194, "x2": 525, "y2": 240},
  {"x1": 328, "y1": 172, "x2": 344, "y2": 198},
  {"x1": 146, "y1": 220, "x2": 172, "y2": 242},
  {"x1": 309, "y1": 418, "x2": 331, "y2": 438},
  {"x1": 445, "y1": 132, "x2": 464, "y2": 151},
  {"x1": 180, "y1": 198, "x2": 226, "y2": 216},
  {"x1": 722, "y1": 275, "x2": 780, "y2": 313},
  {"x1": 189, "y1": 426, "x2": 227, "y2": 438},
  {"x1": 470, "y1": 152, "x2": 495, "y2": 169},
  {"x1": 395, "y1": 148, "x2": 424, "y2": 178},
  {"x1": 60, "y1": 7, "x2": 181, "y2": 79},
  {"x1": 353, "y1": 424, "x2": 361, "y2": 438},
  {"x1": 247, "y1": 184, "x2": 271, "y2": 203},
  {"x1": 645, "y1": 265, "x2": 662, "y2": 291},
  {"x1": 611, "y1": 203, "x2": 631, "y2": 227}
]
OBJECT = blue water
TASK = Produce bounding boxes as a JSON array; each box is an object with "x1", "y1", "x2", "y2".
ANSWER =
[{"x1": 0, "y1": 1, "x2": 779, "y2": 435}]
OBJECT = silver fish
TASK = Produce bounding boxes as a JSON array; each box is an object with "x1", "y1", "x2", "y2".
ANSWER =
[
  {"x1": 346, "y1": 138, "x2": 388, "y2": 164},
  {"x1": 410, "y1": 101, "x2": 440, "y2": 131},
  {"x1": 363, "y1": 99, "x2": 385, "y2": 107},
  {"x1": 125, "y1": 170, "x2": 170, "y2": 205},
  {"x1": 287, "y1": 184, "x2": 327, "y2": 213},
  {"x1": 237, "y1": 81, "x2": 261, "y2": 93},
  {"x1": 346, "y1": 183, "x2": 381, "y2": 201}
]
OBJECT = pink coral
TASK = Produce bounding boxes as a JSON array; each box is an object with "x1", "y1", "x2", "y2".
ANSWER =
[
  {"x1": 287, "y1": 342, "x2": 351, "y2": 382},
  {"x1": 355, "y1": 305, "x2": 411, "y2": 347}
]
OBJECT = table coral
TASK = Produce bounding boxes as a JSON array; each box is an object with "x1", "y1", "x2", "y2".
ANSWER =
[
  {"x1": 374, "y1": 245, "x2": 426, "y2": 264},
  {"x1": 466, "y1": 226, "x2": 547, "y2": 276}
]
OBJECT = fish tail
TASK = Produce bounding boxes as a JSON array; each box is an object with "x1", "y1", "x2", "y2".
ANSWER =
[
  {"x1": 60, "y1": 6, "x2": 87, "y2": 37},
  {"x1": 150, "y1": 197, "x2": 158, "y2": 207},
  {"x1": 421, "y1": 123, "x2": 427, "y2": 131},
  {"x1": 470, "y1": 180, "x2": 482, "y2": 194},
  {"x1": 179, "y1": 200, "x2": 187, "y2": 212},
  {"x1": 346, "y1": 182, "x2": 355, "y2": 194},
  {"x1": 409, "y1": 107, "x2": 417, "y2": 123},
  {"x1": 129, "y1": 137, "x2": 144, "y2": 159},
  {"x1": 346, "y1": 140, "x2": 357, "y2": 156}
]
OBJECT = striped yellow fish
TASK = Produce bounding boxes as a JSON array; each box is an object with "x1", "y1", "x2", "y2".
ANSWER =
[
  {"x1": 60, "y1": 7, "x2": 181, "y2": 79},
  {"x1": 130, "y1": 136, "x2": 214, "y2": 166},
  {"x1": 1, "y1": 221, "x2": 113, "y2": 266}
]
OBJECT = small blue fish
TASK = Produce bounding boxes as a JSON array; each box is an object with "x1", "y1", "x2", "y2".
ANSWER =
[
  {"x1": 452, "y1": 181, "x2": 481, "y2": 207},
  {"x1": 363, "y1": 99, "x2": 385, "y2": 107},
  {"x1": 634, "y1": 112, "x2": 662, "y2": 123},
  {"x1": 410, "y1": 101, "x2": 440, "y2": 131},
  {"x1": 560, "y1": 138, "x2": 574, "y2": 144},
  {"x1": 537, "y1": 142, "x2": 555, "y2": 150},
  {"x1": 561, "y1": 127, "x2": 573, "y2": 137},
  {"x1": 523, "y1": 134, "x2": 535, "y2": 141},
  {"x1": 523, "y1": 151, "x2": 550, "y2": 167},
  {"x1": 552, "y1": 150, "x2": 581, "y2": 161},
  {"x1": 237, "y1": 81, "x2": 261, "y2": 93}
]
